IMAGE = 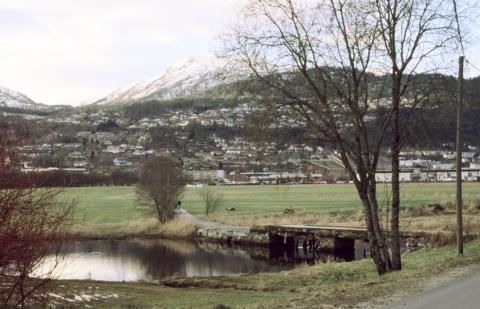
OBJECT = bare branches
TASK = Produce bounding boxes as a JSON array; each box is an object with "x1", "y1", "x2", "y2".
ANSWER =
[
  {"x1": 372, "y1": 0, "x2": 464, "y2": 271},
  {"x1": 136, "y1": 156, "x2": 186, "y2": 223},
  {"x1": 374, "y1": 0, "x2": 460, "y2": 77},
  {"x1": 223, "y1": 0, "x2": 397, "y2": 274},
  {"x1": 223, "y1": 0, "x2": 466, "y2": 275},
  {"x1": 0, "y1": 119, "x2": 76, "y2": 308},
  {"x1": 198, "y1": 187, "x2": 223, "y2": 216}
]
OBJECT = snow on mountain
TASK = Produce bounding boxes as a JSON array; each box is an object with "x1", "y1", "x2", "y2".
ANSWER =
[
  {"x1": 94, "y1": 55, "x2": 234, "y2": 105},
  {"x1": 0, "y1": 86, "x2": 44, "y2": 110}
]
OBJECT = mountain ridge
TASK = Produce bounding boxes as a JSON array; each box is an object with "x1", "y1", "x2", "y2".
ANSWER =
[
  {"x1": 92, "y1": 55, "x2": 235, "y2": 106},
  {"x1": 0, "y1": 86, "x2": 45, "y2": 110}
]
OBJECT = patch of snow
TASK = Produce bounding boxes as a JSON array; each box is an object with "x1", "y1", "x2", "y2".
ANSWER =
[
  {"x1": 48, "y1": 291, "x2": 120, "y2": 306},
  {"x1": 0, "y1": 86, "x2": 44, "y2": 110},
  {"x1": 48, "y1": 293, "x2": 76, "y2": 303},
  {"x1": 94, "y1": 54, "x2": 236, "y2": 105}
]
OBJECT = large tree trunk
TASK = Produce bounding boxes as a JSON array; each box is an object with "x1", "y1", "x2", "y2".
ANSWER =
[
  {"x1": 367, "y1": 177, "x2": 392, "y2": 271},
  {"x1": 356, "y1": 180, "x2": 389, "y2": 275},
  {"x1": 390, "y1": 76, "x2": 402, "y2": 271}
]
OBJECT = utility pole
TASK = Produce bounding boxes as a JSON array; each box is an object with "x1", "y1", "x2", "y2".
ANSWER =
[{"x1": 456, "y1": 55, "x2": 464, "y2": 255}]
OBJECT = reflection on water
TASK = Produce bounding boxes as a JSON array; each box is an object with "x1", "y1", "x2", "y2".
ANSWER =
[{"x1": 35, "y1": 238, "x2": 366, "y2": 282}]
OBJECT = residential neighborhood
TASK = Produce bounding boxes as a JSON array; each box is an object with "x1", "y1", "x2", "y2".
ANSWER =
[{"x1": 7, "y1": 105, "x2": 480, "y2": 186}]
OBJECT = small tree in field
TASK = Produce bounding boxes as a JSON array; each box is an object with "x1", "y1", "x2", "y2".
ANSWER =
[
  {"x1": 136, "y1": 156, "x2": 186, "y2": 223},
  {"x1": 199, "y1": 187, "x2": 223, "y2": 216},
  {"x1": 0, "y1": 119, "x2": 76, "y2": 308}
]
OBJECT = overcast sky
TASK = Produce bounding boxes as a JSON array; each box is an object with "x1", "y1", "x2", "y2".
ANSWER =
[
  {"x1": 0, "y1": 0, "x2": 479, "y2": 106},
  {"x1": 0, "y1": 0, "x2": 240, "y2": 105}
]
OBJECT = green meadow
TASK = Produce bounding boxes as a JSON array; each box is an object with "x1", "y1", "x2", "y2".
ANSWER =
[{"x1": 64, "y1": 183, "x2": 480, "y2": 236}]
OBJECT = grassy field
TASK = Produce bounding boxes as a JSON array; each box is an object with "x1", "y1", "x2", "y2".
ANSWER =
[
  {"x1": 52, "y1": 240, "x2": 480, "y2": 308},
  {"x1": 64, "y1": 183, "x2": 480, "y2": 236}
]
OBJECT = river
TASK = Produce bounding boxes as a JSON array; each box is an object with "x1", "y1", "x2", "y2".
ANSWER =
[{"x1": 34, "y1": 238, "x2": 367, "y2": 282}]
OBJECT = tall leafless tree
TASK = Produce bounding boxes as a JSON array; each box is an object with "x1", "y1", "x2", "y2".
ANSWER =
[
  {"x1": 372, "y1": 0, "x2": 463, "y2": 270},
  {"x1": 136, "y1": 156, "x2": 186, "y2": 223},
  {"x1": 0, "y1": 119, "x2": 76, "y2": 308},
  {"x1": 223, "y1": 0, "x2": 462, "y2": 274}
]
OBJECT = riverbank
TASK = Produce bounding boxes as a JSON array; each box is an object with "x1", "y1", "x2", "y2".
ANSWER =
[
  {"x1": 50, "y1": 240, "x2": 480, "y2": 308},
  {"x1": 71, "y1": 217, "x2": 196, "y2": 240}
]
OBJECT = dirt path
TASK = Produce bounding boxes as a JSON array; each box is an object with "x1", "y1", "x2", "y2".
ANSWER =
[{"x1": 176, "y1": 208, "x2": 250, "y2": 234}]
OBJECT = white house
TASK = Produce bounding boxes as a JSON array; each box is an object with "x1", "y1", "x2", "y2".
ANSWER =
[
  {"x1": 113, "y1": 158, "x2": 132, "y2": 166},
  {"x1": 432, "y1": 163, "x2": 454, "y2": 170},
  {"x1": 104, "y1": 146, "x2": 125, "y2": 154},
  {"x1": 186, "y1": 170, "x2": 225, "y2": 183},
  {"x1": 73, "y1": 161, "x2": 88, "y2": 168},
  {"x1": 375, "y1": 170, "x2": 413, "y2": 183}
]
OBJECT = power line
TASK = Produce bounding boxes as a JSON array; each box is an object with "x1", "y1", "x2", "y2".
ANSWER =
[{"x1": 465, "y1": 59, "x2": 480, "y2": 74}]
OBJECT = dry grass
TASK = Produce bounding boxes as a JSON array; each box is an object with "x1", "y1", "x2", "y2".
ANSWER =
[
  {"x1": 202, "y1": 201, "x2": 480, "y2": 237},
  {"x1": 71, "y1": 217, "x2": 195, "y2": 239},
  {"x1": 156, "y1": 217, "x2": 196, "y2": 238}
]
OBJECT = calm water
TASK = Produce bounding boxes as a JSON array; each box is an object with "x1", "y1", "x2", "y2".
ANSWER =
[{"x1": 35, "y1": 239, "x2": 365, "y2": 282}]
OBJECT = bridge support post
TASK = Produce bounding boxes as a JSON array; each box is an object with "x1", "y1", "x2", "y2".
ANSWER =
[{"x1": 334, "y1": 237, "x2": 355, "y2": 260}]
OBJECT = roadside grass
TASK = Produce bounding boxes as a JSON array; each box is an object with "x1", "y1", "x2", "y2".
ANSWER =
[
  {"x1": 65, "y1": 183, "x2": 480, "y2": 237},
  {"x1": 54, "y1": 240, "x2": 480, "y2": 308}
]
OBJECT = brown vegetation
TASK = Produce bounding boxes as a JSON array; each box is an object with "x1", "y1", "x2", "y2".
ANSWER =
[
  {"x1": 0, "y1": 120, "x2": 76, "y2": 308},
  {"x1": 199, "y1": 187, "x2": 223, "y2": 216},
  {"x1": 203, "y1": 201, "x2": 480, "y2": 247},
  {"x1": 70, "y1": 217, "x2": 195, "y2": 240},
  {"x1": 136, "y1": 156, "x2": 186, "y2": 223}
]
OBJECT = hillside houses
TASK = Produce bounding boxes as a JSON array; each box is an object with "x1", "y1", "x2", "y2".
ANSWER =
[
  {"x1": 375, "y1": 164, "x2": 480, "y2": 183},
  {"x1": 104, "y1": 145, "x2": 125, "y2": 154},
  {"x1": 8, "y1": 101, "x2": 480, "y2": 187},
  {"x1": 113, "y1": 158, "x2": 133, "y2": 166}
]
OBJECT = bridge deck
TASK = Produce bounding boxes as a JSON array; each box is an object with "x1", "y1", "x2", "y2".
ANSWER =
[{"x1": 252, "y1": 224, "x2": 415, "y2": 241}]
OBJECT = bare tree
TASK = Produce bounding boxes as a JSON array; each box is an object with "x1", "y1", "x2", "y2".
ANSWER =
[
  {"x1": 198, "y1": 187, "x2": 223, "y2": 216},
  {"x1": 136, "y1": 156, "x2": 186, "y2": 223},
  {"x1": 0, "y1": 119, "x2": 76, "y2": 308},
  {"x1": 372, "y1": 0, "x2": 463, "y2": 271},
  {"x1": 223, "y1": 0, "x2": 461, "y2": 274}
]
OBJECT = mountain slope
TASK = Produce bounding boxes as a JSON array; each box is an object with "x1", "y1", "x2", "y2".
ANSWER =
[
  {"x1": 0, "y1": 86, "x2": 44, "y2": 110},
  {"x1": 94, "y1": 55, "x2": 233, "y2": 105}
]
